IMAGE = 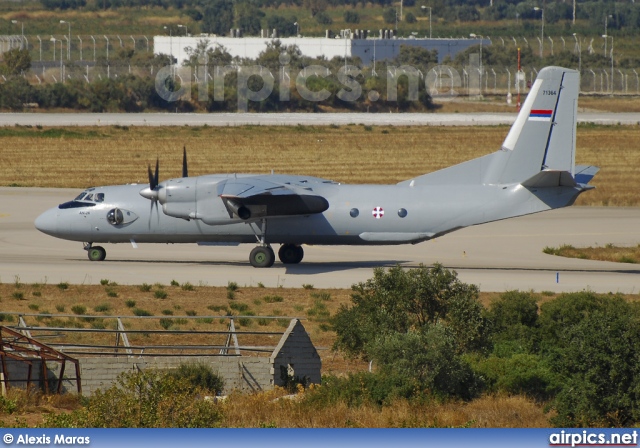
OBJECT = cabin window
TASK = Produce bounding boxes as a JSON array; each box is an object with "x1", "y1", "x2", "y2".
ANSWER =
[
  {"x1": 398, "y1": 208, "x2": 408, "y2": 218},
  {"x1": 350, "y1": 208, "x2": 359, "y2": 218}
]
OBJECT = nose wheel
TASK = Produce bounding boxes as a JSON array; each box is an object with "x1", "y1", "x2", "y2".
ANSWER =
[
  {"x1": 85, "y1": 244, "x2": 107, "y2": 262},
  {"x1": 249, "y1": 246, "x2": 275, "y2": 268}
]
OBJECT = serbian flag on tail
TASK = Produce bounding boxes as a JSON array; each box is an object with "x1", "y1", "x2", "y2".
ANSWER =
[{"x1": 529, "y1": 109, "x2": 553, "y2": 121}]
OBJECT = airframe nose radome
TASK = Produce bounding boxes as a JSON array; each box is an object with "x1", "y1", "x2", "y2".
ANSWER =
[{"x1": 34, "y1": 208, "x2": 58, "y2": 236}]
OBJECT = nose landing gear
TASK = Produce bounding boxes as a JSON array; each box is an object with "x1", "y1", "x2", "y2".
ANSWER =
[{"x1": 84, "y1": 243, "x2": 106, "y2": 262}]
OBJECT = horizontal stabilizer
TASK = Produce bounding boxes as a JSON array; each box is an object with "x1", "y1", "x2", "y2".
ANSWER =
[{"x1": 574, "y1": 165, "x2": 600, "y2": 185}]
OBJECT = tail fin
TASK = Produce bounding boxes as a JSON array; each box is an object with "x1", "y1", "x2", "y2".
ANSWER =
[
  {"x1": 398, "y1": 66, "x2": 580, "y2": 188},
  {"x1": 484, "y1": 66, "x2": 579, "y2": 184}
]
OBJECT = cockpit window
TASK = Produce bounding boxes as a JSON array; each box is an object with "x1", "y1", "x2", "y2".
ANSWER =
[
  {"x1": 59, "y1": 201, "x2": 97, "y2": 209},
  {"x1": 72, "y1": 191, "x2": 105, "y2": 203},
  {"x1": 65, "y1": 190, "x2": 103, "y2": 209}
]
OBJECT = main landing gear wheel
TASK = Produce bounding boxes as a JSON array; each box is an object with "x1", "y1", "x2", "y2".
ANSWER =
[
  {"x1": 250, "y1": 246, "x2": 275, "y2": 268},
  {"x1": 87, "y1": 246, "x2": 106, "y2": 262},
  {"x1": 278, "y1": 244, "x2": 304, "y2": 264}
]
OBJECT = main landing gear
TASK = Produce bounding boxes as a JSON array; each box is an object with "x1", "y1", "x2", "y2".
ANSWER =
[
  {"x1": 248, "y1": 244, "x2": 304, "y2": 268},
  {"x1": 248, "y1": 219, "x2": 304, "y2": 268},
  {"x1": 84, "y1": 243, "x2": 106, "y2": 261}
]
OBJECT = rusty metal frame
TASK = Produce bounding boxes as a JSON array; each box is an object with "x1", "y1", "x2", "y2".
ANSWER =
[{"x1": 0, "y1": 326, "x2": 81, "y2": 394}]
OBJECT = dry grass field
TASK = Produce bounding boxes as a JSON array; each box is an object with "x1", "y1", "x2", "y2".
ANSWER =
[
  {"x1": 1, "y1": 124, "x2": 639, "y2": 205},
  {"x1": 543, "y1": 243, "x2": 640, "y2": 264},
  {"x1": 0, "y1": 282, "x2": 518, "y2": 375}
]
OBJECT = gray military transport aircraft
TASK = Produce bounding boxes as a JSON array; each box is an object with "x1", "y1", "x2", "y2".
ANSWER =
[{"x1": 35, "y1": 66, "x2": 598, "y2": 268}]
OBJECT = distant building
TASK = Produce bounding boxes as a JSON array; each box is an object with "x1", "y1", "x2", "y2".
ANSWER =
[{"x1": 153, "y1": 32, "x2": 488, "y2": 66}]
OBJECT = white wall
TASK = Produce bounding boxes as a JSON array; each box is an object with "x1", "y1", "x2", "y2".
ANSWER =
[{"x1": 153, "y1": 35, "x2": 488, "y2": 66}]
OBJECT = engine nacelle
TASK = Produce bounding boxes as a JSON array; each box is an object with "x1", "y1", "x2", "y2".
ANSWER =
[
  {"x1": 159, "y1": 178, "x2": 197, "y2": 220},
  {"x1": 158, "y1": 177, "x2": 240, "y2": 225}
]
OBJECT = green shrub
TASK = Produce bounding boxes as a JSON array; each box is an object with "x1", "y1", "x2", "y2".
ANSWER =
[
  {"x1": 541, "y1": 292, "x2": 640, "y2": 426},
  {"x1": 159, "y1": 318, "x2": 173, "y2": 330},
  {"x1": 227, "y1": 282, "x2": 239, "y2": 292},
  {"x1": 154, "y1": 290, "x2": 168, "y2": 299},
  {"x1": 277, "y1": 318, "x2": 290, "y2": 328},
  {"x1": 207, "y1": 305, "x2": 229, "y2": 314},
  {"x1": 139, "y1": 283, "x2": 152, "y2": 292},
  {"x1": 185, "y1": 310, "x2": 197, "y2": 316},
  {"x1": 181, "y1": 282, "x2": 195, "y2": 291},
  {"x1": 100, "y1": 279, "x2": 110, "y2": 286},
  {"x1": 471, "y1": 354, "x2": 559, "y2": 401},
  {"x1": 125, "y1": 300, "x2": 136, "y2": 308},
  {"x1": 57, "y1": 282, "x2": 69, "y2": 290},
  {"x1": 46, "y1": 370, "x2": 223, "y2": 427},
  {"x1": 302, "y1": 284, "x2": 314, "y2": 290},
  {"x1": 310, "y1": 291, "x2": 331, "y2": 301},
  {"x1": 71, "y1": 305, "x2": 86, "y2": 315},
  {"x1": 170, "y1": 280, "x2": 180, "y2": 287},
  {"x1": 12, "y1": 291, "x2": 24, "y2": 300},
  {"x1": 168, "y1": 363, "x2": 225, "y2": 395},
  {"x1": 196, "y1": 318, "x2": 213, "y2": 324},
  {"x1": 28, "y1": 303, "x2": 39, "y2": 311},
  {"x1": 55, "y1": 305, "x2": 65, "y2": 312},
  {"x1": 229, "y1": 302, "x2": 249, "y2": 313},
  {"x1": 238, "y1": 317, "x2": 253, "y2": 327},
  {"x1": 94, "y1": 303, "x2": 111, "y2": 313},
  {"x1": 262, "y1": 295, "x2": 284, "y2": 303},
  {"x1": 133, "y1": 308, "x2": 152, "y2": 317},
  {"x1": 0, "y1": 396, "x2": 18, "y2": 414}
]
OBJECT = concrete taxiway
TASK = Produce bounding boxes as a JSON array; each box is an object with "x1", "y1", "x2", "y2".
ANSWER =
[
  {"x1": 0, "y1": 112, "x2": 639, "y2": 127},
  {"x1": 2, "y1": 187, "x2": 639, "y2": 293}
]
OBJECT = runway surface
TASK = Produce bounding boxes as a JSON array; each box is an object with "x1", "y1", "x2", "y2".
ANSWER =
[
  {"x1": 2, "y1": 187, "x2": 640, "y2": 293},
  {"x1": 1, "y1": 112, "x2": 639, "y2": 127}
]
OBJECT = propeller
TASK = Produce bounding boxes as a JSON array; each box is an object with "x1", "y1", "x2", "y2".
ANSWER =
[
  {"x1": 140, "y1": 147, "x2": 188, "y2": 202},
  {"x1": 138, "y1": 148, "x2": 189, "y2": 229},
  {"x1": 140, "y1": 158, "x2": 160, "y2": 201}
]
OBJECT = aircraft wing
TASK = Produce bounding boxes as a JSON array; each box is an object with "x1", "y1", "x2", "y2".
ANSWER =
[{"x1": 217, "y1": 177, "x2": 330, "y2": 221}]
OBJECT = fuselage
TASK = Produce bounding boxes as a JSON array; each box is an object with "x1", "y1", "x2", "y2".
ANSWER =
[{"x1": 34, "y1": 173, "x2": 583, "y2": 247}]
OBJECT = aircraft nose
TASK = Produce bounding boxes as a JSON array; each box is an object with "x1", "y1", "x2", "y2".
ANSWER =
[{"x1": 34, "y1": 208, "x2": 58, "y2": 236}]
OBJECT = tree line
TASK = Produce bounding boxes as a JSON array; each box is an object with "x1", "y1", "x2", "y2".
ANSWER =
[
  {"x1": 0, "y1": 44, "x2": 436, "y2": 112},
  {"x1": 36, "y1": 0, "x2": 640, "y2": 36}
]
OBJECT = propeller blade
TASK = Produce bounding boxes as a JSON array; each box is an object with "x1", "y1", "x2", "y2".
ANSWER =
[
  {"x1": 147, "y1": 164, "x2": 155, "y2": 190},
  {"x1": 182, "y1": 146, "x2": 188, "y2": 178},
  {"x1": 154, "y1": 158, "x2": 160, "y2": 189}
]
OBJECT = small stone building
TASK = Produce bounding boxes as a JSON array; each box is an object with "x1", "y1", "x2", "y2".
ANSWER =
[{"x1": 1, "y1": 319, "x2": 320, "y2": 396}]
